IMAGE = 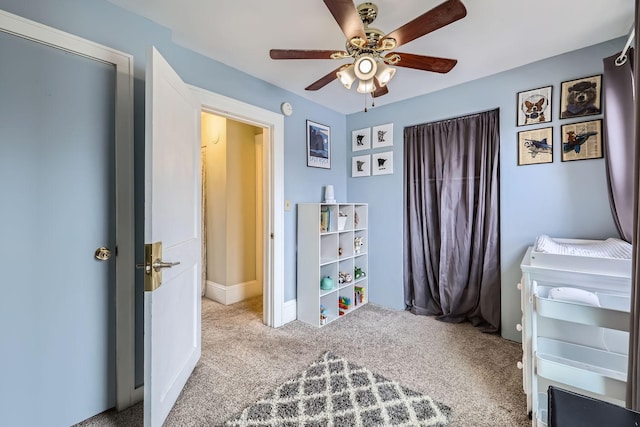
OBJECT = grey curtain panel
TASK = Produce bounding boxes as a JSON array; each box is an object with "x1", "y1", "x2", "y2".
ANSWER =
[
  {"x1": 627, "y1": 0, "x2": 640, "y2": 410},
  {"x1": 603, "y1": 48, "x2": 635, "y2": 242},
  {"x1": 403, "y1": 109, "x2": 500, "y2": 333}
]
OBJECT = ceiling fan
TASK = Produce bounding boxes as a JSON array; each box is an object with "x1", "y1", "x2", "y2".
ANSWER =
[{"x1": 269, "y1": 0, "x2": 467, "y2": 98}]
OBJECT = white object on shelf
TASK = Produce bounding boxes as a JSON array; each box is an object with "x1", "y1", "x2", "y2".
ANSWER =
[
  {"x1": 323, "y1": 185, "x2": 335, "y2": 204},
  {"x1": 297, "y1": 203, "x2": 368, "y2": 327}
]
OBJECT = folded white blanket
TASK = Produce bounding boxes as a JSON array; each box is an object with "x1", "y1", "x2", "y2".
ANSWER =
[
  {"x1": 548, "y1": 287, "x2": 600, "y2": 307},
  {"x1": 534, "y1": 235, "x2": 632, "y2": 259}
]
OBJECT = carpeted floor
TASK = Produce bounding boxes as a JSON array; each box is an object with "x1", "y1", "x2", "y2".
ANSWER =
[{"x1": 78, "y1": 296, "x2": 529, "y2": 427}]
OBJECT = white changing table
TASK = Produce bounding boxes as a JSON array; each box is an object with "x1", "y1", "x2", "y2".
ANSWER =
[{"x1": 519, "y1": 239, "x2": 632, "y2": 426}]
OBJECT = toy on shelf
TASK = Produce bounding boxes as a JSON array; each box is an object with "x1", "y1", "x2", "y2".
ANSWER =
[
  {"x1": 339, "y1": 296, "x2": 351, "y2": 311},
  {"x1": 354, "y1": 266, "x2": 366, "y2": 280},
  {"x1": 320, "y1": 275, "x2": 334, "y2": 290},
  {"x1": 354, "y1": 236, "x2": 364, "y2": 254},
  {"x1": 338, "y1": 271, "x2": 353, "y2": 284},
  {"x1": 354, "y1": 286, "x2": 365, "y2": 304},
  {"x1": 320, "y1": 305, "x2": 328, "y2": 325}
]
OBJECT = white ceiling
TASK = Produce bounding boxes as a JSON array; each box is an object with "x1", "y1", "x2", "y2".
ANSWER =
[{"x1": 107, "y1": 0, "x2": 634, "y2": 115}]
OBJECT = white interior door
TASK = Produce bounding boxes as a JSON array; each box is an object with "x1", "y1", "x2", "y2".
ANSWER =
[{"x1": 144, "y1": 46, "x2": 201, "y2": 427}]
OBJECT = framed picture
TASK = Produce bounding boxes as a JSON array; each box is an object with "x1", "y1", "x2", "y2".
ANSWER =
[
  {"x1": 517, "y1": 127, "x2": 553, "y2": 166},
  {"x1": 352, "y1": 127, "x2": 370, "y2": 151},
  {"x1": 372, "y1": 123, "x2": 393, "y2": 148},
  {"x1": 352, "y1": 154, "x2": 370, "y2": 177},
  {"x1": 561, "y1": 119, "x2": 603, "y2": 162},
  {"x1": 306, "y1": 120, "x2": 330, "y2": 169},
  {"x1": 372, "y1": 151, "x2": 393, "y2": 175},
  {"x1": 517, "y1": 86, "x2": 552, "y2": 126},
  {"x1": 560, "y1": 74, "x2": 602, "y2": 119}
]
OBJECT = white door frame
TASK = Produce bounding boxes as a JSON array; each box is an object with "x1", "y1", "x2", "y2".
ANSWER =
[
  {"x1": 0, "y1": 10, "x2": 138, "y2": 410},
  {"x1": 190, "y1": 86, "x2": 285, "y2": 327}
]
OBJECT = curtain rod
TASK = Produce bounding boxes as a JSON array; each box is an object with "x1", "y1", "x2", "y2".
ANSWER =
[
  {"x1": 405, "y1": 108, "x2": 499, "y2": 129},
  {"x1": 616, "y1": 26, "x2": 635, "y2": 66}
]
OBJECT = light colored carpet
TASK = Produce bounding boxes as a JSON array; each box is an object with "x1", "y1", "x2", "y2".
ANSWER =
[{"x1": 78, "y1": 297, "x2": 529, "y2": 426}]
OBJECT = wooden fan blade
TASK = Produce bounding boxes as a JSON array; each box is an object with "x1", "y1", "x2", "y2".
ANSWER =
[
  {"x1": 270, "y1": 49, "x2": 347, "y2": 60},
  {"x1": 372, "y1": 82, "x2": 389, "y2": 98},
  {"x1": 392, "y1": 52, "x2": 457, "y2": 73},
  {"x1": 380, "y1": 0, "x2": 467, "y2": 49},
  {"x1": 305, "y1": 66, "x2": 344, "y2": 91},
  {"x1": 323, "y1": 0, "x2": 367, "y2": 42}
]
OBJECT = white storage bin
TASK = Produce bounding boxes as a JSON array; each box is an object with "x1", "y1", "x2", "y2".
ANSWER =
[
  {"x1": 536, "y1": 337, "x2": 627, "y2": 401},
  {"x1": 535, "y1": 285, "x2": 629, "y2": 331}
]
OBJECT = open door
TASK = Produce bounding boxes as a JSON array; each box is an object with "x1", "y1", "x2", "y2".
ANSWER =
[{"x1": 143, "y1": 47, "x2": 201, "y2": 427}]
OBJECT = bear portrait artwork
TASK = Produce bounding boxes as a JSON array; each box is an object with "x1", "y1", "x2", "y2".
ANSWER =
[{"x1": 560, "y1": 75, "x2": 602, "y2": 119}]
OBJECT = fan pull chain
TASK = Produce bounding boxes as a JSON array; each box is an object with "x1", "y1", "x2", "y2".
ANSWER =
[{"x1": 364, "y1": 92, "x2": 368, "y2": 113}]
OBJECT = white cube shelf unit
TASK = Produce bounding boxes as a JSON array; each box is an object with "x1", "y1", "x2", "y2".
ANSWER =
[{"x1": 297, "y1": 203, "x2": 368, "y2": 327}]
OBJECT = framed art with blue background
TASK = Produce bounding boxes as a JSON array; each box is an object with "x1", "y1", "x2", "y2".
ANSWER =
[{"x1": 307, "y1": 120, "x2": 330, "y2": 169}]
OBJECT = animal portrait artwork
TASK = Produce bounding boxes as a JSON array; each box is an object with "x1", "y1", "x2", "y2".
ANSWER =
[
  {"x1": 517, "y1": 86, "x2": 552, "y2": 126},
  {"x1": 517, "y1": 127, "x2": 553, "y2": 166},
  {"x1": 356, "y1": 161, "x2": 365, "y2": 172},
  {"x1": 560, "y1": 119, "x2": 603, "y2": 162},
  {"x1": 356, "y1": 134, "x2": 365, "y2": 146},
  {"x1": 560, "y1": 75, "x2": 602, "y2": 119},
  {"x1": 377, "y1": 157, "x2": 387, "y2": 169},
  {"x1": 522, "y1": 95, "x2": 548, "y2": 124}
]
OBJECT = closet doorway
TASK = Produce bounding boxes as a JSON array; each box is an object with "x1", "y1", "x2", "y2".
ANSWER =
[{"x1": 201, "y1": 112, "x2": 265, "y2": 315}]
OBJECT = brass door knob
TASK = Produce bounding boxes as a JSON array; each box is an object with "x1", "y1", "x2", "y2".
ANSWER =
[{"x1": 95, "y1": 247, "x2": 112, "y2": 261}]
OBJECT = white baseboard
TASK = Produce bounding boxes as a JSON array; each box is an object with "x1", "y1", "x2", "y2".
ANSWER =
[
  {"x1": 205, "y1": 280, "x2": 261, "y2": 305},
  {"x1": 283, "y1": 299, "x2": 297, "y2": 324}
]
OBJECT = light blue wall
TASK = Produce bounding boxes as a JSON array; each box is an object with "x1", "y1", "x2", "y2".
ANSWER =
[
  {"x1": 0, "y1": 0, "x2": 347, "y2": 388},
  {"x1": 0, "y1": 0, "x2": 348, "y2": 299},
  {"x1": 346, "y1": 38, "x2": 623, "y2": 341},
  {"x1": 0, "y1": 1, "x2": 624, "y2": 361}
]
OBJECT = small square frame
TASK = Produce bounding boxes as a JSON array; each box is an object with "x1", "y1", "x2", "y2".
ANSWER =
[
  {"x1": 561, "y1": 119, "x2": 603, "y2": 162},
  {"x1": 559, "y1": 74, "x2": 602, "y2": 119},
  {"x1": 372, "y1": 151, "x2": 393, "y2": 175},
  {"x1": 352, "y1": 127, "x2": 371, "y2": 151},
  {"x1": 517, "y1": 85, "x2": 552, "y2": 126},
  {"x1": 352, "y1": 154, "x2": 370, "y2": 177},
  {"x1": 306, "y1": 120, "x2": 330, "y2": 169},
  {"x1": 372, "y1": 123, "x2": 393, "y2": 148},
  {"x1": 517, "y1": 127, "x2": 553, "y2": 166}
]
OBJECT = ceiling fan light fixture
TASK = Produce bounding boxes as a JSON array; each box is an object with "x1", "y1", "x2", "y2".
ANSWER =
[
  {"x1": 336, "y1": 65, "x2": 356, "y2": 89},
  {"x1": 356, "y1": 78, "x2": 375, "y2": 94},
  {"x1": 374, "y1": 61, "x2": 396, "y2": 86},
  {"x1": 354, "y1": 55, "x2": 377, "y2": 80}
]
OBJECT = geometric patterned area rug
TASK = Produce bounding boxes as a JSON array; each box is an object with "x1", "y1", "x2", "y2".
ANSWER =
[{"x1": 224, "y1": 351, "x2": 452, "y2": 426}]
